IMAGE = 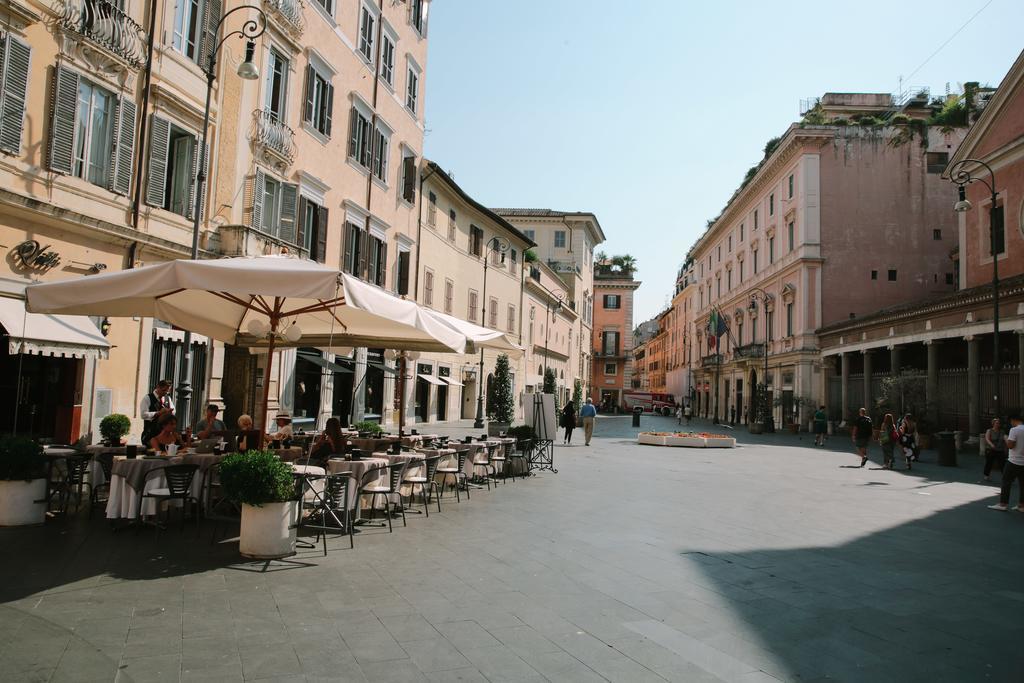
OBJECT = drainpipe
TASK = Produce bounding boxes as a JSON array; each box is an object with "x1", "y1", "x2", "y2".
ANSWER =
[{"x1": 131, "y1": 0, "x2": 158, "y2": 228}]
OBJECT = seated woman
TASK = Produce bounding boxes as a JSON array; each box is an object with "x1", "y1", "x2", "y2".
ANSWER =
[
  {"x1": 236, "y1": 414, "x2": 254, "y2": 452},
  {"x1": 149, "y1": 413, "x2": 190, "y2": 453},
  {"x1": 310, "y1": 418, "x2": 346, "y2": 465},
  {"x1": 265, "y1": 411, "x2": 293, "y2": 446}
]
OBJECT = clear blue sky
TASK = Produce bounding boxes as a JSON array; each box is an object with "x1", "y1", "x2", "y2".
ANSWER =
[{"x1": 423, "y1": 0, "x2": 1023, "y2": 323}]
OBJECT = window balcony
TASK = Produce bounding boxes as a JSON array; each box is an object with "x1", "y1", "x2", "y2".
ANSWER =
[
  {"x1": 251, "y1": 109, "x2": 296, "y2": 170},
  {"x1": 734, "y1": 343, "x2": 766, "y2": 359},
  {"x1": 699, "y1": 353, "x2": 723, "y2": 367},
  {"x1": 58, "y1": 0, "x2": 147, "y2": 68},
  {"x1": 262, "y1": 0, "x2": 305, "y2": 36}
]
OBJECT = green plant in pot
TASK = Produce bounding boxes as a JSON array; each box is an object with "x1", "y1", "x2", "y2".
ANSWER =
[
  {"x1": 353, "y1": 420, "x2": 383, "y2": 438},
  {"x1": 218, "y1": 450, "x2": 298, "y2": 558},
  {"x1": 99, "y1": 413, "x2": 131, "y2": 446},
  {"x1": 506, "y1": 424, "x2": 536, "y2": 447},
  {"x1": 0, "y1": 436, "x2": 47, "y2": 527}
]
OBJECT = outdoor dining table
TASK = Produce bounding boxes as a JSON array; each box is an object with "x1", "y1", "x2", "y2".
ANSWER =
[
  {"x1": 346, "y1": 437, "x2": 400, "y2": 454},
  {"x1": 326, "y1": 456, "x2": 389, "y2": 518},
  {"x1": 105, "y1": 452, "x2": 223, "y2": 519}
]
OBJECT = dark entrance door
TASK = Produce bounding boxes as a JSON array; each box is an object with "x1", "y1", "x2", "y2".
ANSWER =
[
  {"x1": 416, "y1": 378, "x2": 429, "y2": 422},
  {"x1": 0, "y1": 346, "x2": 78, "y2": 441}
]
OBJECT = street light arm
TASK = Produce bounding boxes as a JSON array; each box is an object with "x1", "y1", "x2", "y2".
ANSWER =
[
  {"x1": 206, "y1": 5, "x2": 267, "y2": 76},
  {"x1": 948, "y1": 158, "x2": 997, "y2": 198}
]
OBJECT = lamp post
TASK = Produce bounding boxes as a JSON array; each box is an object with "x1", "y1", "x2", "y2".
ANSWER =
[
  {"x1": 474, "y1": 236, "x2": 510, "y2": 428},
  {"x1": 949, "y1": 158, "x2": 1002, "y2": 423},
  {"x1": 747, "y1": 287, "x2": 772, "y2": 432},
  {"x1": 176, "y1": 6, "x2": 266, "y2": 426}
]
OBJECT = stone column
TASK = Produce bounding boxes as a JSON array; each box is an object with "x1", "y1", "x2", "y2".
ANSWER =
[
  {"x1": 967, "y1": 336, "x2": 979, "y2": 437},
  {"x1": 889, "y1": 344, "x2": 901, "y2": 376},
  {"x1": 925, "y1": 341, "x2": 939, "y2": 427},
  {"x1": 840, "y1": 352, "x2": 849, "y2": 423},
  {"x1": 862, "y1": 349, "x2": 873, "y2": 415}
]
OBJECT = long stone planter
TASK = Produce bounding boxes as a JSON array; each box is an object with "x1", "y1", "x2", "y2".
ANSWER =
[
  {"x1": 0, "y1": 479, "x2": 47, "y2": 527},
  {"x1": 637, "y1": 433, "x2": 667, "y2": 446},
  {"x1": 239, "y1": 501, "x2": 298, "y2": 559}
]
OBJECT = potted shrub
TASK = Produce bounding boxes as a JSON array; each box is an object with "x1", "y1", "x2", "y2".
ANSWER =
[
  {"x1": 353, "y1": 420, "x2": 382, "y2": 439},
  {"x1": 506, "y1": 425, "x2": 536, "y2": 449},
  {"x1": 488, "y1": 354, "x2": 515, "y2": 436},
  {"x1": 0, "y1": 436, "x2": 47, "y2": 527},
  {"x1": 218, "y1": 450, "x2": 298, "y2": 559},
  {"x1": 99, "y1": 413, "x2": 131, "y2": 446}
]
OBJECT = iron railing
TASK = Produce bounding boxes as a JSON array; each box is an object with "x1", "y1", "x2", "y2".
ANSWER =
[
  {"x1": 251, "y1": 109, "x2": 296, "y2": 164},
  {"x1": 262, "y1": 0, "x2": 304, "y2": 34},
  {"x1": 734, "y1": 343, "x2": 766, "y2": 359},
  {"x1": 58, "y1": 0, "x2": 147, "y2": 67}
]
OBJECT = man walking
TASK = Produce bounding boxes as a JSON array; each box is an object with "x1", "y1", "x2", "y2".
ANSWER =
[
  {"x1": 989, "y1": 413, "x2": 1024, "y2": 511},
  {"x1": 580, "y1": 398, "x2": 598, "y2": 446},
  {"x1": 684, "y1": 403, "x2": 693, "y2": 425},
  {"x1": 851, "y1": 407, "x2": 872, "y2": 467}
]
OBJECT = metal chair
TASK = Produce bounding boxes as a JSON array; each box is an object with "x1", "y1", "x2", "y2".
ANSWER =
[
  {"x1": 90, "y1": 452, "x2": 115, "y2": 516},
  {"x1": 471, "y1": 445, "x2": 494, "y2": 491},
  {"x1": 359, "y1": 462, "x2": 407, "y2": 532},
  {"x1": 52, "y1": 454, "x2": 92, "y2": 515},
  {"x1": 305, "y1": 472, "x2": 356, "y2": 554},
  {"x1": 139, "y1": 464, "x2": 200, "y2": 539},
  {"x1": 507, "y1": 439, "x2": 532, "y2": 481},
  {"x1": 437, "y1": 450, "x2": 470, "y2": 501},
  {"x1": 202, "y1": 463, "x2": 240, "y2": 545},
  {"x1": 489, "y1": 443, "x2": 508, "y2": 485},
  {"x1": 402, "y1": 455, "x2": 442, "y2": 516}
]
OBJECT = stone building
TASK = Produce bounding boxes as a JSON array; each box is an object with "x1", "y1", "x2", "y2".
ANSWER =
[{"x1": 590, "y1": 260, "x2": 640, "y2": 409}]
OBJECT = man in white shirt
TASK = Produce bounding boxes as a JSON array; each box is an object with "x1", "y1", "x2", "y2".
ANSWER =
[
  {"x1": 990, "y1": 413, "x2": 1024, "y2": 511},
  {"x1": 140, "y1": 379, "x2": 173, "y2": 445}
]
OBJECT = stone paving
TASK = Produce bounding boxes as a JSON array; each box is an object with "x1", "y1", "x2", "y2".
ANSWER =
[{"x1": 1, "y1": 415, "x2": 1022, "y2": 682}]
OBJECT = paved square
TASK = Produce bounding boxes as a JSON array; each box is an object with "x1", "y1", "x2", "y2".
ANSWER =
[{"x1": 1, "y1": 416, "x2": 1022, "y2": 682}]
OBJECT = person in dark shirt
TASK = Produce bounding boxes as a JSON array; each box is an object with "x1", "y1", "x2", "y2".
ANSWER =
[{"x1": 851, "y1": 407, "x2": 873, "y2": 468}]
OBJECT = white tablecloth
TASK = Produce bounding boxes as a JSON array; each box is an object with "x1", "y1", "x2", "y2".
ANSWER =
[{"x1": 104, "y1": 458, "x2": 206, "y2": 519}]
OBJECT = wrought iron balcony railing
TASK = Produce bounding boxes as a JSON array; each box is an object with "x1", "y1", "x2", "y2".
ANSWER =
[
  {"x1": 734, "y1": 343, "x2": 766, "y2": 359},
  {"x1": 58, "y1": 0, "x2": 147, "y2": 68},
  {"x1": 251, "y1": 109, "x2": 296, "y2": 165},
  {"x1": 262, "y1": 0, "x2": 305, "y2": 35},
  {"x1": 700, "y1": 353, "x2": 723, "y2": 367}
]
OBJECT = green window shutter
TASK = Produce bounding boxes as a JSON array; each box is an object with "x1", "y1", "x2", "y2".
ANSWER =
[
  {"x1": 295, "y1": 195, "x2": 307, "y2": 250},
  {"x1": 48, "y1": 65, "x2": 79, "y2": 174},
  {"x1": 347, "y1": 107, "x2": 358, "y2": 157},
  {"x1": 342, "y1": 222, "x2": 354, "y2": 273},
  {"x1": 377, "y1": 239, "x2": 387, "y2": 287},
  {"x1": 303, "y1": 65, "x2": 315, "y2": 123},
  {"x1": 315, "y1": 206, "x2": 328, "y2": 264},
  {"x1": 323, "y1": 82, "x2": 334, "y2": 137},
  {"x1": 200, "y1": 0, "x2": 223, "y2": 69},
  {"x1": 0, "y1": 36, "x2": 31, "y2": 155},
  {"x1": 108, "y1": 96, "x2": 136, "y2": 195},
  {"x1": 247, "y1": 167, "x2": 266, "y2": 231},
  {"x1": 145, "y1": 115, "x2": 170, "y2": 207},
  {"x1": 278, "y1": 182, "x2": 297, "y2": 244}
]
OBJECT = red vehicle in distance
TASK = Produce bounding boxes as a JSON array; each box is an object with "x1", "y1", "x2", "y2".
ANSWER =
[{"x1": 622, "y1": 392, "x2": 677, "y2": 416}]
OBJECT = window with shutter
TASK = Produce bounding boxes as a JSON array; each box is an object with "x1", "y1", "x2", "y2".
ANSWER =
[
  {"x1": 443, "y1": 278, "x2": 453, "y2": 313},
  {"x1": 173, "y1": 0, "x2": 206, "y2": 62},
  {"x1": 245, "y1": 167, "x2": 267, "y2": 232},
  {"x1": 48, "y1": 66, "x2": 79, "y2": 174},
  {"x1": 397, "y1": 250, "x2": 410, "y2": 295},
  {"x1": 297, "y1": 196, "x2": 308, "y2": 250},
  {"x1": 468, "y1": 289, "x2": 478, "y2": 322},
  {"x1": 507, "y1": 305, "x2": 515, "y2": 333},
  {"x1": 200, "y1": 0, "x2": 222, "y2": 70},
  {"x1": 358, "y1": 3, "x2": 375, "y2": 61},
  {"x1": 401, "y1": 155, "x2": 416, "y2": 203},
  {"x1": 315, "y1": 205, "x2": 328, "y2": 263},
  {"x1": 371, "y1": 126, "x2": 388, "y2": 182},
  {"x1": 376, "y1": 239, "x2": 386, "y2": 286},
  {"x1": 488, "y1": 298, "x2": 497, "y2": 328},
  {"x1": 304, "y1": 65, "x2": 333, "y2": 137},
  {"x1": 278, "y1": 182, "x2": 298, "y2": 243},
  {"x1": 447, "y1": 209, "x2": 456, "y2": 241},
  {"x1": 109, "y1": 97, "x2": 136, "y2": 195},
  {"x1": 424, "y1": 269, "x2": 433, "y2": 306},
  {"x1": 0, "y1": 36, "x2": 31, "y2": 155},
  {"x1": 348, "y1": 107, "x2": 371, "y2": 166},
  {"x1": 145, "y1": 115, "x2": 170, "y2": 206}
]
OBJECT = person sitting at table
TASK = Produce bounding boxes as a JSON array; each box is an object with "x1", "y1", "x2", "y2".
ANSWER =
[
  {"x1": 195, "y1": 404, "x2": 227, "y2": 439},
  {"x1": 149, "y1": 414, "x2": 191, "y2": 453},
  {"x1": 236, "y1": 414, "x2": 254, "y2": 451},
  {"x1": 310, "y1": 418, "x2": 346, "y2": 465},
  {"x1": 266, "y1": 411, "x2": 293, "y2": 445}
]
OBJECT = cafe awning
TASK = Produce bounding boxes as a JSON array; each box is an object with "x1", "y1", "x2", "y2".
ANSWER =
[
  {"x1": 417, "y1": 373, "x2": 446, "y2": 386},
  {"x1": 0, "y1": 295, "x2": 109, "y2": 359},
  {"x1": 440, "y1": 376, "x2": 463, "y2": 386},
  {"x1": 297, "y1": 350, "x2": 353, "y2": 374}
]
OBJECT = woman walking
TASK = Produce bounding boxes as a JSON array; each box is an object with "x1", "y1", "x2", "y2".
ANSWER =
[
  {"x1": 813, "y1": 406, "x2": 828, "y2": 446},
  {"x1": 560, "y1": 402, "x2": 577, "y2": 444},
  {"x1": 984, "y1": 417, "x2": 1007, "y2": 481},
  {"x1": 879, "y1": 413, "x2": 899, "y2": 469}
]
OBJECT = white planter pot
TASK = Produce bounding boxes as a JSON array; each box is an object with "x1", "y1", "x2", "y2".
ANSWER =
[
  {"x1": 704, "y1": 437, "x2": 737, "y2": 449},
  {"x1": 637, "y1": 433, "x2": 667, "y2": 446},
  {"x1": 239, "y1": 501, "x2": 298, "y2": 559},
  {"x1": 0, "y1": 478, "x2": 47, "y2": 527}
]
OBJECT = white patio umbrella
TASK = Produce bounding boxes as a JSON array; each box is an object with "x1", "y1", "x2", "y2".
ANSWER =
[
  {"x1": 421, "y1": 308, "x2": 524, "y2": 358},
  {"x1": 26, "y1": 256, "x2": 466, "y2": 436}
]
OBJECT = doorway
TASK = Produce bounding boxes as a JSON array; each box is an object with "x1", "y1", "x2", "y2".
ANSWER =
[
  {"x1": 0, "y1": 347, "x2": 79, "y2": 441},
  {"x1": 416, "y1": 376, "x2": 430, "y2": 422},
  {"x1": 462, "y1": 377, "x2": 477, "y2": 419}
]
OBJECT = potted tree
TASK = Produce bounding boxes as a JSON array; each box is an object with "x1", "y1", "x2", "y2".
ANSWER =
[
  {"x1": 99, "y1": 413, "x2": 131, "y2": 446},
  {"x1": 353, "y1": 420, "x2": 382, "y2": 439},
  {"x1": 489, "y1": 354, "x2": 515, "y2": 436},
  {"x1": 0, "y1": 436, "x2": 47, "y2": 527},
  {"x1": 218, "y1": 450, "x2": 298, "y2": 559}
]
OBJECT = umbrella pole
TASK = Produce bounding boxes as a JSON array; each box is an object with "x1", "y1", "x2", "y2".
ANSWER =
[
  {"x1": 260, "y1": 323, "x2": 277, "y2": 449},
  {"x1": 398, "y1": 354, "x2": 406, "y2": 437}
]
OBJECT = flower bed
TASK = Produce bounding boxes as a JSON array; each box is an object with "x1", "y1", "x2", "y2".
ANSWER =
[{"x1": 637, "y1": 431, "x2": 736, "y2": 449}]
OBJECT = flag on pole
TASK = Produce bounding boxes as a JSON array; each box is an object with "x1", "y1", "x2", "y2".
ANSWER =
[{"x1": 707, "y1": 310, "x2": 718, "y2": 349}]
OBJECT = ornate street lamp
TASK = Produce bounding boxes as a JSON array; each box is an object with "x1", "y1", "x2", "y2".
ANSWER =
[
  {"x1": 949, "y1": 158, "x2": 1002, "y2": 422},
  {"x1": 176, "y1": 6, "x2": 267, "y2": 425},
  {"x1": 747, "y1": 287, "x2": 773, "y2": 432},
  {"x1": 474, "y1": 236, "x2": 511, "y2": 428}
]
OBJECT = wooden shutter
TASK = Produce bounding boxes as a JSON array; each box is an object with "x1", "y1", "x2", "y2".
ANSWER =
[
  {"x1": 323, "y1": 82, "x2": 334, "y2": 137},
  {"x1": 347, "y1": 107, "x2": 358, "y2": 157},
  {"x1": 186, "y1": 137, "x2": 209, "y2": 220},
  {"x1": 402, "y1": 156, "x2": 415, "y2": 203},
  {"x1": 296, "y1": 196, "x2": 307, "y2": 251},
  {"x1": 200, "y1": 0, "x2": 222, "y2": 69},
  {"x1": 303, "y1": 65, "x2": 315, "y2": 123},
  {"x1": 48, "y1": 65, "x2": 79, "y2": 174},
  {"x1": 342, "y1": 222, "x2": 354, "y2": 273},
  {"x1": 397, "y1": 251, "x2": 409, "y2": 295},
  {"x1": 377, "y1": 239, "x2": 387, "y2": 286},
  {"x1": 108, "y1": 97, "x2": 136, "y2": 195},
  {"x1": 315, "y1": 206, "x2": 328, "y2": 264},
  {"x1": 246, "y1": 167, "x2": 266, "y2": 231},
  {"x1": 357, "y1": 228, "x2": 368, "y2": 278},
  {"x1": 0, "y1": 37, "x2": 31, "y2": 154},
  {"x1": 278, "y1": 182, "x2": 298, "y2": 243},
  {"x1": 199, "y1": 141, "x2": 210, "y2": 219},
  {"x1": 145, "y1": 115, "x2": 170, "y2": 206}
]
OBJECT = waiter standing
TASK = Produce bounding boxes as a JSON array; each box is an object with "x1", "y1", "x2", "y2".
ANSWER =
[{"x1": 140, "y1": 379, "x2": 174, "y2": 445}]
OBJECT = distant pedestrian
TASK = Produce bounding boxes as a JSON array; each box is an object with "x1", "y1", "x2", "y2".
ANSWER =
[
  {"x1": 684, "y1": 404, "x2": 692, "y2": 425},
  {"x1": 898, "y1": 413, "x2": 918, "y2": 462},
  {"x1": 878, "y1": 413, "x2": 899, "y2": 469},
  {"x1": 675, "y1": 405, "x2": 682, "y2": 425},
  {"x1": 580, "y1": 398, "x2": 597, "y2": 446},
  {"x1": 560, "y1": 402, "x2": 577, "y2": 445},
  {"x1": 813, "y1": 405, "x2": 828, "y2": 446},
  {"x1": 984, "y1": 418, "x2": 1007, "y2": 481},
  {"x1": 852, "y1": 407, "x2": 872, "y2": 467},
  {"x1": 989, "y1": 413, "x2": 1024, "y2": 512},
  {"x1": 730, "y1": 406, "x2": 737, "y2": 424}
]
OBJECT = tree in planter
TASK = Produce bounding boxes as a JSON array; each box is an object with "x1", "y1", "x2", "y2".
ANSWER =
[
  {"x1": 493, "y1": 354, "x2": 515, "y2": 424},
  {"x1": 219, "y1": 450, "x2": 296, "y2": 506},
  {"x1": 572, "y1": 379, "x2": 583, "y2": 412},
  {"x1": 99, "y1": 413, "x2": 131, "y2": 445},
  {"x1": 542, "y1": 368, "x2": 557, "y2": 395},
  {"x1": 753, "y1": 384, "x2": 771, "y2": 426}
]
